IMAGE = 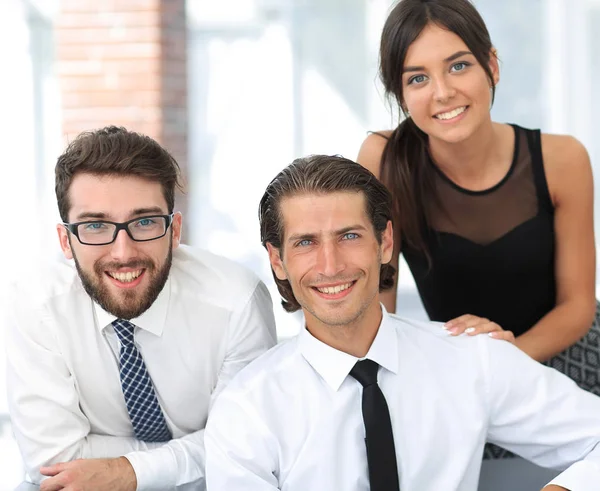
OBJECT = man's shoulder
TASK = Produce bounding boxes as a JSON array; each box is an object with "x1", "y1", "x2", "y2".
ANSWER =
[
  {"x1": 389, "y1": 314, "x2": 492, "y2": 359},
  {"x1": 171, "y1": 244, "x2": 262, "y2": 295},
  {"x1": 5, "y1": 255, "x2": 87, "y2": 337},
  {"x1": 215, "y1": 338, "x2": 299, "y2": 400},
  {"x1": 9, "y1": 254, "x2": 82, "y2": 306},
  {"x1": 389, "y1": 314, "x2": 449, "y2": 339}
]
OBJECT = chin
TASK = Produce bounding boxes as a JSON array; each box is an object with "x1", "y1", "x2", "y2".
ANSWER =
[
  {"x1": 317, "y1": 309, "x2": 360, "y2": 328},
  {"x1": 105, "y1": 293, "x2": 148, "y2": 319},
  {"x1": 431, "y1": 125, "x2": 475, "y2": 144}
]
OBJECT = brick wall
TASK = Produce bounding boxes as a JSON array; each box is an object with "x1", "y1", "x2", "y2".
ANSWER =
[{"x1": 56, "y1": 0, "x2": 188, "y2": 220}]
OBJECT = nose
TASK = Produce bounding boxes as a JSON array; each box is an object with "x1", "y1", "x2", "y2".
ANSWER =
[
  {"x1": 432, "y1": 75, "x2": 456, "y2": 103},
  {"x1": 109, "y1": 229, "x2": 137, "y2": 263},
  {"x1": 316, "y1": 241, "x2": 346, "y2": 278}
]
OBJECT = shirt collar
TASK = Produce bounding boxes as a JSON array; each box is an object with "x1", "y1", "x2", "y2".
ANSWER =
[
  {"x1": 93, "y1": 276, "x2": 171, "y2": 336},
  {"x1": 298, "y1": 304, "x2": 398, "y2": 392}
]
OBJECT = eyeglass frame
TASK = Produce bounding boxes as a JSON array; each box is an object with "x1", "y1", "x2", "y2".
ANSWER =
[{"x1": 62, "y1": 213, "x2": 175, "y2": 246}]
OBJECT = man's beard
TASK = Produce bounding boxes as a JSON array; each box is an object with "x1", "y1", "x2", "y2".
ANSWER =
[{"x1": 71, "y1": 238, "x2": 173, "y2": 320}]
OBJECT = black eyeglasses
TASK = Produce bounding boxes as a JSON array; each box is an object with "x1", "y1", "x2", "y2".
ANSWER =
[{"x1": 63, "y1": 214, "x2": 174, "y2": 246}]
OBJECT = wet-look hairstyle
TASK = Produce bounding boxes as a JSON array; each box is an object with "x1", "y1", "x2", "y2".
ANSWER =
[
  {"x1": 259, "y1": 154, "x2": 396, "y2": 313},
  {"x1": 55, "y1": 126, "x2": 183, "y2": 222},
  {"x1": 379, "y1": 0, "x2": 496, "y2": 257}
]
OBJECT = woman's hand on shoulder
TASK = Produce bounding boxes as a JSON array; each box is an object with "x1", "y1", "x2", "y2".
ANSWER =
[
  {"x1": 444, "y1": 314, "x2": 516, "y2": 343},
  {"x1": 356, "y1": 130, "x2": 393, "y2": 179}
]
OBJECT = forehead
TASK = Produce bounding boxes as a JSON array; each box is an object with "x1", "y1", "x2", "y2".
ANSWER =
[
  {"x1": 404, "y1": 23, "x2": 469, "y2": 65},
  {"x1": 68, "y1": 173, "x2": 167, "y2": 220},
  {"x1": 279, "y1": 191, "x2": 369, "y2": 236}
]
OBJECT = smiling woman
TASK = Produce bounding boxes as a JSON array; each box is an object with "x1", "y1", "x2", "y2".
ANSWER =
[{"x1": 356, "y1": 0, "x2": 598, "y2": 464}]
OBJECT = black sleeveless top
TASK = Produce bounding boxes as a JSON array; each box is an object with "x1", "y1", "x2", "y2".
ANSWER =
[{"x1": 401, "y1": 124, "x2": 556, "y2": 337}]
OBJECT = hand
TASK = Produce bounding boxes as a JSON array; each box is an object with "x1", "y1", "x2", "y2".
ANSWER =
[
  {"x1": 40, "y1": 457, "x2": 137, "y2": 491},
  {"x1": 444, "y1": 314, "x2": 515, "y2": 343}
]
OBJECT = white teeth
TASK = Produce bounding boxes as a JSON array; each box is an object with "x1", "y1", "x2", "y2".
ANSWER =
[
  {"x1": 109, "y1": 270, "x2": 142, "y2": 283},
  {"x1": 316, "y1": 282, "x2": 353, "y2": 294},
  {"x1": 435, "y1": 106, "x2": 466, "y2": 120}
]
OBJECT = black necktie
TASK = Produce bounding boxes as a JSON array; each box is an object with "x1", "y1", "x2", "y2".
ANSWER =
[{"x1": 350, "y1": 359, "x2": 400, "y2": 491}]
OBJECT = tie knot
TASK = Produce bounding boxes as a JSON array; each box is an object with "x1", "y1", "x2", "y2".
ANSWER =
[
  {"x1": 112, "y1": 319, "x2": 136, "y2": 346},
  {"x1": 349, "y1": 359, "x2": 380, "y2": 387}
]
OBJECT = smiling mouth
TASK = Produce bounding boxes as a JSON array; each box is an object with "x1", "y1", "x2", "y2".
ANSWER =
[
  {"x1": 313, "y1": 281, "x2": 356, "y2": 295},
  {"x1": 106, "y1": 270, "x2": 144, "y2": 283},
  {"x1": 434, "y1": 106, "x2": 468, "y2": 120}
]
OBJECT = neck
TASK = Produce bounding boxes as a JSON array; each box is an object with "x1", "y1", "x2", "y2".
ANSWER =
[
  {"x1": 305, "y1": 298, "x2": 383, "y2": 358},
  {"x1": 428, "y1": 120, "x2": 505, "y2": 186}
]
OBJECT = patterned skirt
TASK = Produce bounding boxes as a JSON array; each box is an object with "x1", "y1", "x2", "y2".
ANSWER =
[{"x1": 483, "y1": 302, "x2": 600, "y2": 459}]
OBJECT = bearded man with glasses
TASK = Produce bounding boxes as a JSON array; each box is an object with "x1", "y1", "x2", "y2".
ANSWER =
[{"x1": 5, "y1": 126, "x2": 277, "y2": 491}]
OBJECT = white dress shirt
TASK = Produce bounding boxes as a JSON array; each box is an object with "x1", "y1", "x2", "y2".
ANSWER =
[
  {"x1": 205, "y1": 307, "x2": 600, "y2": 491},
  {"x1": 5, "y1": 245, "x2": 277, "y2": 490}
]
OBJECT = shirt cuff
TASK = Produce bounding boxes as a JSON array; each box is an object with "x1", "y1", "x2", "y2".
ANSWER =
[
  {"x1": 547, "y1": 460, "x2": 600, "y2": 491},
  {"x1": 125, "y1": 446, "x2": 178, "y2": 491}
]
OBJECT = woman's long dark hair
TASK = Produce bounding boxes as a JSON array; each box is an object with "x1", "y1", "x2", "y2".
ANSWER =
[{"x1": 379, "y1": 0, "x2": 496, "y2": 256}]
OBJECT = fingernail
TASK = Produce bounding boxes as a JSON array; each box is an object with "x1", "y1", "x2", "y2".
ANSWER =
[
  {"x1": 465, "y1": 327, "x2": 476, "y2": 334},
  {"x1": 489, "y1": 332, "x2": 499, "y2": 338}
]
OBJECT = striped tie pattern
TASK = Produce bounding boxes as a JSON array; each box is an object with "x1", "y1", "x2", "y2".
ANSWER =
[{"x1": 112, "y1": 319, "x2": 172, "y2": 442}]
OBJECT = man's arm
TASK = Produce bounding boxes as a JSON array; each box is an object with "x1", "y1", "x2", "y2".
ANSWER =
[
  {"x1": 482, "y1": 337, "x2": 600, "y2": 491},
  {"x1": 7, "y1": 280, "x2": 276, "y2": 489},
  {"x1": 5, "y1": 292, "x2": 163, "y2": 483},
  {"x1": 108, "y1": 280, "x2": 277, "y2": 490},
  {"x1": 205, "y1": 391, "x2": 280, "y2": 490},
  {"x1": 212, "y1": 280, "x2": 277, "y2": 403}
]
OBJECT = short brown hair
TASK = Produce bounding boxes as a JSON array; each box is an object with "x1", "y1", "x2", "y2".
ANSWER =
[
  {"x1": 55, "y1": 126, "x2": 183, "y2": 221},
  {"x1": 259, "y1": 154, "x2": 396, "y2": 313}
]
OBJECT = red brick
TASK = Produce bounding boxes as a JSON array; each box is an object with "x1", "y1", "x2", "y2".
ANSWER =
[
  {"x1": 63, "y1": 106, "x2": 161, "y2": 122},
  {"x1": 58, "y1": 28, "x2": 161, "y2": 51},
  {"x1": 60, "y1": 0, "x2": 158, "y2": 13},
  {"x1": 62, "y1": 90, "x2": 160, "y2": 108},
  {"x1": 60, "y1": 72, "x2": 161, "y2": 92},
  {"x1": 57, "y1": 0, "x2": 188, "y2": 230},
  {"x1": 57, "y1": 11, "x2": 159, "y2": 29}
]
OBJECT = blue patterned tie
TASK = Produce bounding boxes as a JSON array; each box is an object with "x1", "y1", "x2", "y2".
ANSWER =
[{"x1": 112, "y1": 319, "x2": 172, "y2": 442}]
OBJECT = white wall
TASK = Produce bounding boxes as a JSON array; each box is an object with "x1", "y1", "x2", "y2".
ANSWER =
[
  {"x1": 187, "y1": 0, "x2": 600, "y2": 329},
  {"x1": 0, "y1": 0, "x2": 60, "y2": 488}
]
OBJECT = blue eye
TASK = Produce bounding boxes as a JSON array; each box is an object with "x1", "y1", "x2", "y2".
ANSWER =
[
  {"x1": 136, "y1": 218, "x2": 156, "y2": 227},
  {"x1": 450, "y1": 62, "x2": 470, "y2": 72},
  {"x1": 84, "y1": 222, "x2": 107, "y2": 230},
  {"x1": 408, "y1": 74, "x2": 427, "y2": 85},
  {"x1": 297, "y1": 239, "x2": 313, "y2": 247},
  {"x1": 342, "y1": 232, "x2": 359, "y2": 240}
]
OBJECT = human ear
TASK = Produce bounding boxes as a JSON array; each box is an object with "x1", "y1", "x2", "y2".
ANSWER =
[
  {"x1": 489, "y1": 47, "x2": 500, "y2": 86},
  {"x1": 56, "y1": 224, "x2": 73, "y2": 260},
  {"x1": 171, "y1": 211, "x2": 183, "y2": 249},
  {"x1": 266, "y1": 243, "x2": 288, "y2": 281},
  {"x1": 381, "y1": 221, "x2": 394, "y2": 264}
]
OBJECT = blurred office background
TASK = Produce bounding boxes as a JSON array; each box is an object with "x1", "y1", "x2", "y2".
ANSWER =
[{"x1": 0, "y1": 0, "x2": 599, "y2": 488}]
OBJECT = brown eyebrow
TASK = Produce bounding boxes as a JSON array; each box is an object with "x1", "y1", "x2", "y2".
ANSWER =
[
  {"x1": 286, "y1": 225, "x2": 368, "y2": 244},
  {"x1": 75, "y1": 212, "x2": 108, "y2": 221},
  {"x1": 75, "y1": 207, "x2": 166, "y2": 222},
  {"x1": 403, "y1": 50, "x2": 474, "y2": 73},
  {"x1": 130, "y1": 207, "x2": 165, "y2": 216}
]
